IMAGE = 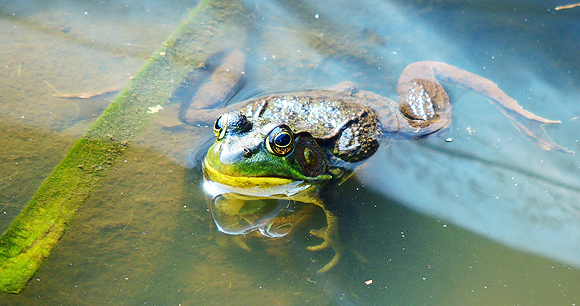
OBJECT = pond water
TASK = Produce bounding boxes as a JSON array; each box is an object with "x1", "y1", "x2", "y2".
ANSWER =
[{"x1": 1, "y1": 0, "x2": 580, "y2": 305}]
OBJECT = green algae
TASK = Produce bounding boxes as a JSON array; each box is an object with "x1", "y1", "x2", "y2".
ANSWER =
[{"x1": 0, "y1": 0, "x2": 245, "y2": 293}]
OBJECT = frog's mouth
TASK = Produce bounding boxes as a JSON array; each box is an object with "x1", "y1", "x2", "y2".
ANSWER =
[
  {"x1": 202, "y1": 158, "x2": 313, "y2": 198},
  {"x1": 203, "y1": 158, "x2": 296, "y2": 189}
]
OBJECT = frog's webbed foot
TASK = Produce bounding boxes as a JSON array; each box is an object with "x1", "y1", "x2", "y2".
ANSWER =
[
  {"x1": 307, "y1": 227, "x2": 331, "y2": 251},
  {"x1": 307, "y1": 226, "x2": 343, "y2": 274},
  {"x1": 493, "y1": 105, "x2": 573, "y2": 153},
  {"x1": 307, "y1": 225, "x2": 368, "y2": 274},
  {"x1": 302, "y1": 202, "x2": 354, "y2": 274},
  {"x1": 397, "y1": 61, "x2": 574, "y2": 154}
]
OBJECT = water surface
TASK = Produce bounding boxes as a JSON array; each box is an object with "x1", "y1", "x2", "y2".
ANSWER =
[{"x1": 1, "y1": 0, "x2": 579, "y2": 305}]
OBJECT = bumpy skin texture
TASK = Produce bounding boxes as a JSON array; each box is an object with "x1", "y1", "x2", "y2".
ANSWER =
[
  {"x1": 238, "y1": 90, "x2": 383, "y2": 163},
  {"x1": 189, "y1": 55, "x2": 572, "y2": 274}
]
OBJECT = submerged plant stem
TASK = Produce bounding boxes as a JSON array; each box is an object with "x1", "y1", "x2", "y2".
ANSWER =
[{"x1": 0, "y1": 0, "x2": 245, "y2": 294}]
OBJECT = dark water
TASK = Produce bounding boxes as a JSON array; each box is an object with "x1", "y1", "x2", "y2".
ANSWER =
[{"x1": 1, "y1": 0, "x2": 579, "y2": 305}]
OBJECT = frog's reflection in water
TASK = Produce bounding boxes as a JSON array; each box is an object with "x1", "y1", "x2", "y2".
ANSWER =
[
  {"x1": 203, "y1": 179, "x2": 307, "y2": 239},
  {"x1": 210, "y1": 193, "x2": 294, "y2": 238}
]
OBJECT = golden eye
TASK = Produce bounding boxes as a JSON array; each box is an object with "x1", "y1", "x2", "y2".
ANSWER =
[
  {"x1": 266, "y1": 125, "x2": 294, "y2": 156},
  {"x1": 213, "y1": 115, "x2": 226, "y2": 140}
]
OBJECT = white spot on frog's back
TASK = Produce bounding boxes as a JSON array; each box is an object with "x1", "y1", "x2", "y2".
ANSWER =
[{"x1": 265, "y1": 97, "x2": 350, "y2": 131}]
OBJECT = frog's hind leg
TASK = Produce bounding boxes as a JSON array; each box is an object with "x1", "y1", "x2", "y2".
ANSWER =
[
  {"x1": 398, "y1": 61, "x2": 573, "y2": 153},
  {"x1": 181, "y1": 50, "x2": 246, "y2": 126},
  {"x1": 395, "y1": 69, "x2": 453, "y2": 138}
]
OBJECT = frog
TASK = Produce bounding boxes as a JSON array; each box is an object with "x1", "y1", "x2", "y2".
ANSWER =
[{"x1": 180, "y1": 50, "x2": 573, "y2": 274}]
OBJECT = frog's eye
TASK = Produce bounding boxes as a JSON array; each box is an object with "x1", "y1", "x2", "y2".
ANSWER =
[
  {"x1": 213, "y1": 112, "x2": 252, "y2": 140},
  {"x1": 213, "y1": 115, "x2": 227, "y2": 140},
  {"x1": 266, "y1": 125, "x2": 294, "y2": 156},
  {"x1": 214, "y1": 115, "x2": 223, "y2": 132}
]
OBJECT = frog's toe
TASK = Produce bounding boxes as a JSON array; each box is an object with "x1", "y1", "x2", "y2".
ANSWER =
[
  {"x1": 306, "y1": 226, "x2": 344, "y2": 273},
  {"x1": 307, "y1": 240, "x2": 329, "y2": 251},
  {"x1": 308, "y1": 227, "x2": 327, "y2": 239},
  {"x1": 307, "y1": 227, "x2": 329, "y2": 251},
  {"x1": 316, "y1": 252, "x2": 341, "y2": 274}
]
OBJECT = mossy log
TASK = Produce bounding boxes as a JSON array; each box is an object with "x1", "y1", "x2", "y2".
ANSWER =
[{"x1": 0, "y1": 0, "x2": 245, "y2": 294}]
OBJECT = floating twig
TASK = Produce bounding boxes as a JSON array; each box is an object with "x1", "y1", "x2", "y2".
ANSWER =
[
  {"x1": 43, "y1": 80, "x2": 63, "y2": 95},
  {"x1": 555, "y1": 2, "x2": 580, "y2": 10},
  {"x1": 54, "y1": 85, "x2": 123, "y2": 99}
]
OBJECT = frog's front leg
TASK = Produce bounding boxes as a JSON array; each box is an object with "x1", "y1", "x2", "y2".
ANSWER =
[
  {"x1": 301, "y1": 195, "x2": 344, "y2": 274},
  {"x1": 180, "y1": 50, "x2": 246, "y2": 126},
  {"x1": 396, "y1": 61, "x2": 573, "y2": 154},
  {"x1": 306, "y1": 205, "x2": 342, "y2": 274}
]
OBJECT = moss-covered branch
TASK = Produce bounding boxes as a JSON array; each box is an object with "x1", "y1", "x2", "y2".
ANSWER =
[{"x1": 0, "y1": 0, "x2": 245, "y2": 293}]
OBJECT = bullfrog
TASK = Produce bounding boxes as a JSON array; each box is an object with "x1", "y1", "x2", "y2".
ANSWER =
[{"x1": 182, "y1": 50, "x2": 572, "y2": 274}]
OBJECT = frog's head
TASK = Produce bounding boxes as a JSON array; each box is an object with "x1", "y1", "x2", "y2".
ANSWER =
[{"x1": 203, "y1": 111, "x2": 333, "y2": 196}]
